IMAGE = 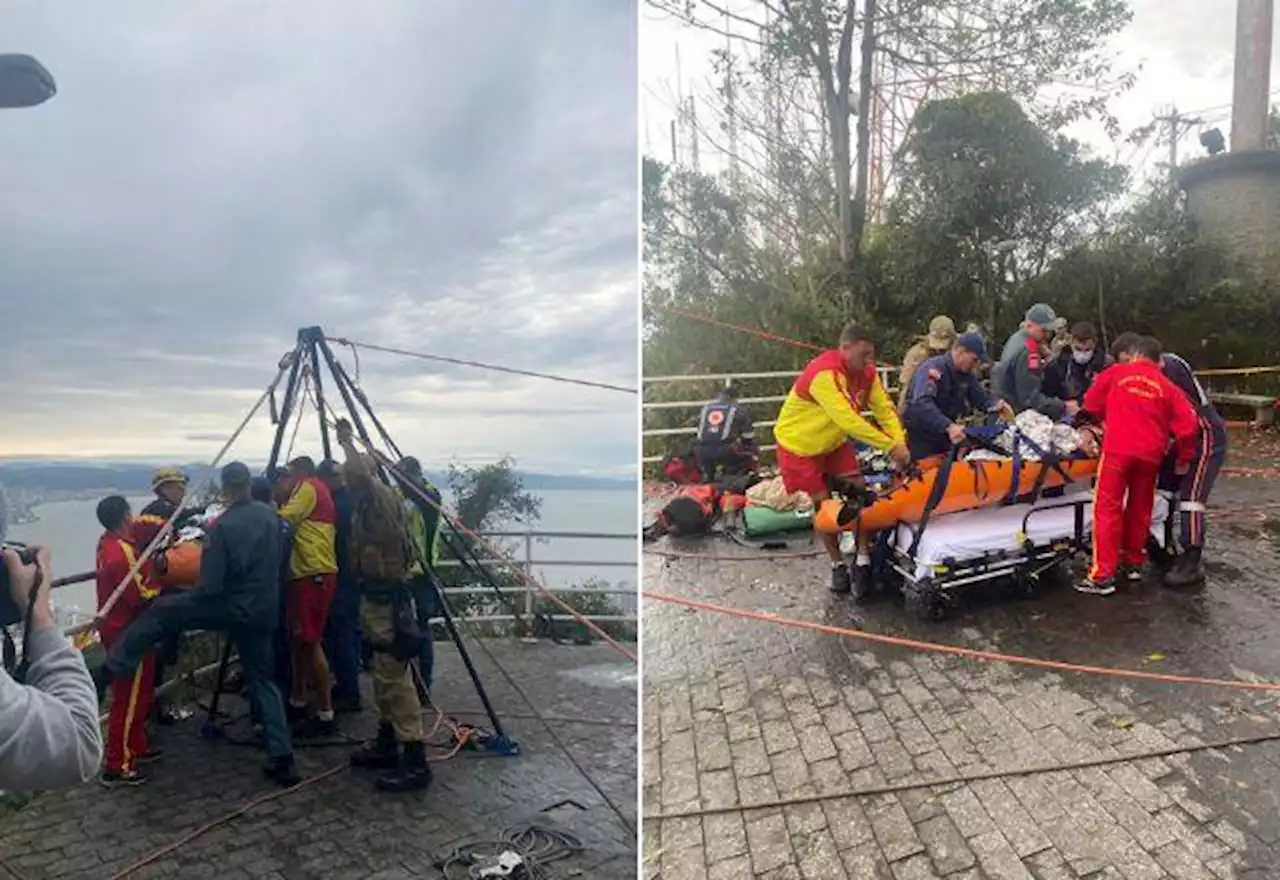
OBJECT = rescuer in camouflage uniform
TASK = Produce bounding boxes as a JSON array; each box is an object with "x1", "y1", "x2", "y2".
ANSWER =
[
  {"x1": 897, "y1": 316, "x2": 957, "y2": 412},
  {"x1": 335, "y1": 419, "x2": 431, "y2": 793}
]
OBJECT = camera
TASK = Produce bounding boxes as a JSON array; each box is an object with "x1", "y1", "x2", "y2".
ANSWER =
[{"x1": 0, "y1": 542, "x2": 39, "y2": 628}]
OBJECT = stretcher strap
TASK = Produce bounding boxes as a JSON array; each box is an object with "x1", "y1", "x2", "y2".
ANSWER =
[
  {"x1": 1016, "y1": 432, "x2": 1076, "y2": 504},
  {"x1": 908, "y1": 444, "x2": 961, "y2": 556}
]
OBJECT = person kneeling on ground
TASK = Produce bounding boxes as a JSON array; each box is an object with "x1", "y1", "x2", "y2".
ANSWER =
[
  {"x1": 105, "y1": 462, "x2": 300, "y2": 787},
  {"x1": 694, "y1": 387, "x2": 759, "y2": 480},
  {"x1": 336, "y1": 419, "x2": 432, "y2": 793},
  {"x1": 902, "y1": 332, "x2": 1013, "y2": 460},
  {"x1": 772, "y1": 321, "x2": 911, "y2": 598},
  {"x1": 1077, "y1": 336, "x2": 1200, "y2": 596},
  {"x1": 94, "y1": 496, "x2": 163, "y2": 787},
  {"x1": 0, "y1": 547, "x2": 104, "y2": 792}
]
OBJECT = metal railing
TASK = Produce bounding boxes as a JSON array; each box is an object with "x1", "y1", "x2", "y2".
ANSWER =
[
  {"x1": 641, "y1": 364, "x2": 1278, "y2": 464},
  {"x1": 642, "y1": 368, "x2": 898, "y2": 464},
  {"x1": 52, "y1": 528, "x2": 637, "y2": 638}
]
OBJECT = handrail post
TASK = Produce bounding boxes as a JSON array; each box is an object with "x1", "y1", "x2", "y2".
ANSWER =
[{"x1": 521, "y1": 527, "x2": 538, "y2": 644}]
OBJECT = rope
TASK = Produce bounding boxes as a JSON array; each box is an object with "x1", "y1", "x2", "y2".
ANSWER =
[
  {"x1": 648, "y1": 303, "x2": 824, "y2": 353},
  {"x1": 641, "y1": 590, "x2": 1280, "y2": 692},
  {"x1": 68, "y1": 357, "x2": 294, "y2": 637},
  {"x1": 438, "y1": 822, "x2": 584, "y2": 879},
  {"x1": 283, "y1": 370, "x2": 311, "y2": 463},
  {"x1": 643, "y1": 729, "x2": 1280, "y2": 821},
  {"x1": 104, "y1": 764, "x2": 349, "y2": 880},
  {"x1": 327, "y1": 337, "x2": 637, "y2": 395},
  {"x1": 648, "y1": 305, "x2": 1280, "y2": 385}
]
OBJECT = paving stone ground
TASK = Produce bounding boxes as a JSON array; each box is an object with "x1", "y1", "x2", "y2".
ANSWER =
[
  {"x1": 643, "y1": 474, "x2": 1280, "y2": 879},
  {"x1": 0, "y1": 640, "x2": 637, "y2": 880}
]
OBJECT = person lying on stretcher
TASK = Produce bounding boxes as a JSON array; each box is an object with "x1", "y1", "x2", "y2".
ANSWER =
[
  {"x1": 901, "y1": 331, "x2": 1014, "y2": 462},
  {"x1": 771, "y1": 322, "x2": 911, "y2": 597}
]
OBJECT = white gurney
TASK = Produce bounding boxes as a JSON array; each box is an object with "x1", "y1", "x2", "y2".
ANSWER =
[{"x1": 891, "y1": 488, "x2": 1172, "y2": 583}]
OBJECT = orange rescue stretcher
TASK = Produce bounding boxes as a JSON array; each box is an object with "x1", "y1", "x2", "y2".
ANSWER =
[
  {"x1": 810, "y1": 425, "x2": 1173, "y2": 621},
  {"x1": 157, "y1": 540, "x2": 203, "y2": 589}
]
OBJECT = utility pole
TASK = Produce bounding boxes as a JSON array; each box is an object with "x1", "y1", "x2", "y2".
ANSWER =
[
  {"x1": 1155, "y1": 106, "x2": 1203, "y2": 167},
  {"x1": 1231, "y1": 0, "x2": 1274, "y2": 151}
]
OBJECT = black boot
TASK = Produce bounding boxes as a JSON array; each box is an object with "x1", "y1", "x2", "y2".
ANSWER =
[
  {"x1": 375, "y1": 741, "x2": 433, "y2": 793},
  {"x1": 350, "y1": 723, "x2": 399, "y2": 770},
  {"x1": 1163, "y1": 547, "x2": 1205, "y2": 588},
  {"x1": 830, "y1": 563, "x2": 852, "y2": 594},
  {"x1": 263, "y1": 755, "x2": 301, "y2": 787},
  {"x1": 852, "y1": 564, "x2": 873, "y2": 601}
]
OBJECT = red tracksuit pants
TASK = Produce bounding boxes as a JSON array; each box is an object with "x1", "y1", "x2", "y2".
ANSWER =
[
  {"x1": 1089, "y1": 453, "x2": 1160, "y2": 582},
  {"x1": 105, "y1": 650, "x2": 157, "y2": 774}
]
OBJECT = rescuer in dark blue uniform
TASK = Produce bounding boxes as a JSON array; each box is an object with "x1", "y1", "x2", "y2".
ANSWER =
[
  {"x1": 694, "y1": 387, "x2": 759, "y2": 480},
  {"x1": 903, "y1": 332, "x2": 1013, "y2": 460},
  {"x1": 1110, "y1": 332, "x2": 1227, "y2": 587}
]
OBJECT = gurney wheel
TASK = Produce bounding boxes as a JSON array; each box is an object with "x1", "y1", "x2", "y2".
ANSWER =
[
  {"x1": 1012, "y1": 571, "x2": 1038, "y2": 600},
  {"x1": 904, "y1": 583, "x2": 949, "y2": 622}
]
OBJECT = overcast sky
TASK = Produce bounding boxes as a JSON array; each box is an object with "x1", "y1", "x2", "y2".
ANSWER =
[
  {"x1": 642, "y1": 0, "x2": 1275, "y2": 180},
  {"x1": 0, "y1": 1, "x2": 638, "y2": 477}
]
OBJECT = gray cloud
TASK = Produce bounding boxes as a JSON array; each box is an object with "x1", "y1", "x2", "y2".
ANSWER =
[{"x1": 1, "y1": 0, "x2": 639, "y2": 475}]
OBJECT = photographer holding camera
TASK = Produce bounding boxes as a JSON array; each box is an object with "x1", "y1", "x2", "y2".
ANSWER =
[{"x1": 0, "y1": 546, "x2": 104, "y2": 791}]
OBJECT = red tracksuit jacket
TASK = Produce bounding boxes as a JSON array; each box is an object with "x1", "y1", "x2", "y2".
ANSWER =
[
  {"x1": 1082, "y1": 360, "x2": 1200, "y2": 467},
  {"x1": 95, "y1": 531, "x2": 161, "y2": 647}
]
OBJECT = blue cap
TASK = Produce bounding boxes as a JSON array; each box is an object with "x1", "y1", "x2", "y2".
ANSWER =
[
  {"x1": 956, "y1": 331, "x2": 990, "y2": 362},
  {"x1": 1025, "y1": 303, "x2": 1057, "y2": 328}
]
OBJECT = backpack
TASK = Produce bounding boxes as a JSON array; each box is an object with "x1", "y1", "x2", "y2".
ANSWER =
[{"x1": 661, "y1": 446, "x2": 704, "y2": 484}]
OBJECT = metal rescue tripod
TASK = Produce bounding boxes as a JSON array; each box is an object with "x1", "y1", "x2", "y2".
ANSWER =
[{"x1": 200, "y1": 326, "x2": 519, "y2": 756}]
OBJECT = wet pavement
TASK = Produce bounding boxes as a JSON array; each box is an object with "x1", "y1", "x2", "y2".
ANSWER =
[
  {"x1": 0, "y1": 640, "x2": 637, "y2": 880},
  {"x1": 643, "y1": 464, "x2": 1280, "y2": 878}
]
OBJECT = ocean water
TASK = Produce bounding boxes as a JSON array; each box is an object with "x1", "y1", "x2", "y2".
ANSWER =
[{"x1": 8, "y1": 488, "x2": 638, "y2": 618}]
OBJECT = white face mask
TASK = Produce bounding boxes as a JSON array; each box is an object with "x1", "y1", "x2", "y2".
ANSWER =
[{"x1": 1072, "y1": 349, "x2": 1094, "y2": 365}]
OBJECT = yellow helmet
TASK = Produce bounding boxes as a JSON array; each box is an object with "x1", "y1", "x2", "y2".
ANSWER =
[{"x1": 152, "y1": 467, "x2": 189, "y2": 492}]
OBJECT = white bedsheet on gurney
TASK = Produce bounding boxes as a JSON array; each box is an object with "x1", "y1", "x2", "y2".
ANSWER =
[{"x1": 892, "y1": 489, "x2": 1171, "y2": 581}]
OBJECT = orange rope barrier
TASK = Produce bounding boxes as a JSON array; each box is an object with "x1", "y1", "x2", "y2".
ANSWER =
[
  {"x1": 648, "y1": 305, "x2": 1280, "y2": 388},
  {"x1": 642, "y1": 590, "x2": 1280, "y2": 692}
]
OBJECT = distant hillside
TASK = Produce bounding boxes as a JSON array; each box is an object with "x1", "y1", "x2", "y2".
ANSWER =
[{"x1": 0, "y1": 461, "x2": 631, "y2": 494}]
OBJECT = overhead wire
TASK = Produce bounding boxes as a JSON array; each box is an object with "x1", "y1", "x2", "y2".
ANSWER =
[{"x1": 327, "y1": 337, "x2": 637, "y2": 395}]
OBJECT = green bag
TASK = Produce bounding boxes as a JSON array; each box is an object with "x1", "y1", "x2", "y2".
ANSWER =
[{"x1": 742, "y1": 504, "x2": 814, "y2": 538}]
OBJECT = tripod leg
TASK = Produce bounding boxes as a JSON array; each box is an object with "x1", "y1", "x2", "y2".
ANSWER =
[
  {"x1": 199, "y1": 636, "x2": 234, "y2": 740},
  {"x1": 430, "y1": 577, "x2": 517, "y2": 754}
]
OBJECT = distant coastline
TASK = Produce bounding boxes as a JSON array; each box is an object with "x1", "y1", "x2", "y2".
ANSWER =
[{"x1": 1, "y1": 462, "x2": 632, "y2": 529}]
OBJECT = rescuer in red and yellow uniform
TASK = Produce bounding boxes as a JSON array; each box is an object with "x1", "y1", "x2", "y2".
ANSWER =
[
  {"x1": 95, "y1": 495, "x2": 161, "y2": 788},
  {"x1": 774, "y1": 321, "x2": 911, "y2": 597},
  {"x1": 276, "y1": 455, "x2": 340, "y2": 736},
  {"x1": 132, "y1": 467, "x2": 195, "y2": 728},
  {"x1": 1077, "y1": 335, "x2": 1201, "y2": 596}
]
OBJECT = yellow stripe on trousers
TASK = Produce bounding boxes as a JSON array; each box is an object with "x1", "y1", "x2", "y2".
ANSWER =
[
  {"x1": 121, "y1": 666, "x2": 145, "y2": 772},
  {"x1": 1089, "y1": 453, "x2": 1108, "y2": 581}
]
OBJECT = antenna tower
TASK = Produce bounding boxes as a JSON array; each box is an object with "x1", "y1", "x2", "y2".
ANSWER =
[{"x1": 867, "y1": 0, "x2": 1002, "y2": 220}]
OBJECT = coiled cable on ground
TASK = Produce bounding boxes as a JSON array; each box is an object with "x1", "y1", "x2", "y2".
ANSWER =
[{"x1": 437, "y1": 822, "x2": 584, "y2": 879}]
